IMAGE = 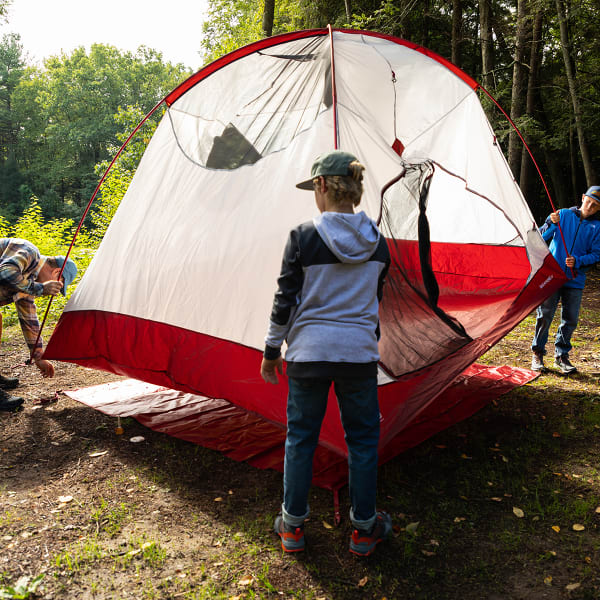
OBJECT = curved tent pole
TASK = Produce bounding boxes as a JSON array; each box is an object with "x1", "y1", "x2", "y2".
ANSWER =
[
  {"x1": 477, "y1": 85, "x2": 573, "y2": 277},
  {"x1": 28, "y1": 97, "x2": 167, "y2": 364},
  {"x1": 328, "y1": 25, "x2": 339, "y2": 149}
]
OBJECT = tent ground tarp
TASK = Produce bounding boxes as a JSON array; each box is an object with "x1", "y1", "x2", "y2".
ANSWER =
[{"x1": 64, "y1": 363, "x2": 538, "y2": 491}]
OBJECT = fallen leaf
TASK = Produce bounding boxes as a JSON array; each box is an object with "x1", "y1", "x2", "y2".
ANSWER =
[
  {"x1": 435, "y1": 444, "x2": 447, "y2": 449},
  {"x1": 88, "y1": 451, "x2": 108, "y2": 457},
  {"x1": 552, "y1": 432, "x2": 561, "y2": 438},
  {"x1": 214, "y1": 497, "x2": 223, "y2": 502},
  {"x1": 565, "y1": 583, "x2": 581, "y2": 591},
  {"x1": 421, "y1": 550, "x2": 435, "y2": 557},
  {"x1": 548, "y1": 551, "x2": 557, "y2": 556},
  {"x1": 489, "y1": 497, "x2": 502, "y2": 502},
  {"x1": 501, "y1": 455, "x2": 509, "y2": 463},
  {"x1": 585, "y1": 556, "x2": 591, "y2": 563},
  {"x1": 57, "y1": 495, "x2": 73, "y2": 504},
  {"x1": 238, "y1": 576, "x2": 253, "y2": 586},
  {"x1": 552, "y1": 525, "x2": 560, "y2": 533},
  {"x1": 322, "y1": 520, "x2": 333, "y2": 529},
  {"x1": 392, "y1": 524, "x2": 402, "y2": 537},
  {"x1": 595, "y1": 507, "x2": 600, "y2": 514},
  {"x1": 454, "y1": 517, "x2": 466, "y2": 523},
  {"x1": 405, "y1": 521, "x2": 420, "y2": 534},
  {"x1": 129, "y1": 436, "x2": 145, "y2": 443},
  {"x1": 513, "y1": 507, "x2": 525, "y2": 518},
  {"x1": 460, "y1": 454, "x2": 472, "y2": 459},
  {"x1": 357, "y1": 576, "x2": 368, "y2": 587},
  {"x1": 544, "y1": 576, "x2": 552, "y2": 586},
  {"x1": 572, "y1": 524, "x2": 585, "y2": 531}
]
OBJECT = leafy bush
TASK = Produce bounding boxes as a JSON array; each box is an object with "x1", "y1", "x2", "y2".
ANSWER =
[{"x1": 0, "y1": 199, "x2": 93, "y2": 339}]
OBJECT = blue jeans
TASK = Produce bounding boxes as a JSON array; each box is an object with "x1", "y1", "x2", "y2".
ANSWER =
[
  {"x1": 531, "y1": 286, "x2": 583, "y2": 357},
  {"x1": 282, "y1": 376, "x2": 380, "y2": 531}
]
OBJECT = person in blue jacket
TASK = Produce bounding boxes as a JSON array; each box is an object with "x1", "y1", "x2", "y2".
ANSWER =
[{"x1": 531, "y1": 186, "x2": 600, "y2": 373}]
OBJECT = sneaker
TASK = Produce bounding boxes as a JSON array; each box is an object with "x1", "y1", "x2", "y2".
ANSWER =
[
  {"x1": 555, "y1": 355, "x2": 577, "y2": 374},
  {"x1": 274, "y1": 515, "x2": 305, "y2": 552},
  {"x1": 0, "y1": 389, "x2": 24, "y2": 412},
  {"x1": 531, "y1": 352, "x2": 546, "y2": 372},
  {"x1": 349, "y1": 511, "x2": 392, "y2": 557}
]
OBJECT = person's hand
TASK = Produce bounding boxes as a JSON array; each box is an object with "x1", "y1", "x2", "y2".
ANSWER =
[
  {"x1": 550, "y1": 211, "x2": 560, "y2": 224},
  {"x1": 261, "y1": 356, "x2": 283, "y2": 384},
  {"x1": 34, "y1": 359, "x2": 55, "y2": 378},
  {"x1": 566, "y1": 255, "x2": 575, "y2": 269},
  {"x1": 41, "y1": 280, "x2": 62, "y2": 296}
]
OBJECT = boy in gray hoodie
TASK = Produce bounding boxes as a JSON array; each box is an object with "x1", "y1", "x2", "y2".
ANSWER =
[{"x1": 260, "y1": 150, "x2": 392, "y2": 556}]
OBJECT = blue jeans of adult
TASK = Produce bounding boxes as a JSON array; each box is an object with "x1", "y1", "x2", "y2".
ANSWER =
[
  {"x1": 282, "y1": 376, "x2": 380, "y2": 532},
  {"x1": 531, "y1": 286, "x2": 583, "y2": 357}
]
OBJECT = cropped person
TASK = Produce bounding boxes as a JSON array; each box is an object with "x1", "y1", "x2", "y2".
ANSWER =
[
  {"x1": 0, "y1": 238, "x2": 77, "y2": 411},
  {"x1": 531, "y1": 187, "x2": 600, "y2": 374},
  {"x1": 260, "y1": 150, "x2": 392, "y2": 556}
]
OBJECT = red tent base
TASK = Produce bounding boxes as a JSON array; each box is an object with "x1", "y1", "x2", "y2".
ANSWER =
[{"x1": 64, "y1": 363, "x2": 537, "y2": 492}]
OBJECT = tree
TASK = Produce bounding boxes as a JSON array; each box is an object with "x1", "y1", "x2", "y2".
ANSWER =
[
  {"x1": 10, "y1": 44, "x2": 190, "y2": 219},
  {"x1": 507, "y1": 0, "x2": 528, "y2": 180},
  {"x1": 555, "y1": 0, "x2": 596, "y2": 186},
  {"x1": 263, "y1": 0, "x2": 276, "y2": 36}
]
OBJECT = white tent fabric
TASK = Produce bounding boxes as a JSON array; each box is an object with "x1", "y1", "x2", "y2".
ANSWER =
[{"x1": 65, "y1": 31, "x2": 546, "y2": 351}]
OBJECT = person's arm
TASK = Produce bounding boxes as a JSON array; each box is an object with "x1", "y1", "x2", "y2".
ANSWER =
[
  {"x1": 572, "y1": 229, "x2": 600, "y2": 270},
  {"x1": 261, "y1": 229, "x2": 304, "y2": 384},
  {"x1": 539, "y1": 211, "x2": 559, "y2": 241},
  {"x1": 14, "y1": 295, "x2": 54, "y2": 377},
  {"x1": 0, "y1": 247, "x2": 44, "y2": 297}
]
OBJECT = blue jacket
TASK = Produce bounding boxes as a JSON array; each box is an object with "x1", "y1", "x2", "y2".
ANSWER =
[{"x1": 540, "y1": 207, "x2": 600, "y2": 289}]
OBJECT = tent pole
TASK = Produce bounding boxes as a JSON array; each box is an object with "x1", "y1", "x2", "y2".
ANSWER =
[
  {"x1": 328, "y1": 25, "x2": 339, "y2": 149},
  {"x1": 28, "y1": 98, "x2": 167, "y2": 364},
  {"x1": 478, "y1": 85, "x2": 573, "y2": 277}
]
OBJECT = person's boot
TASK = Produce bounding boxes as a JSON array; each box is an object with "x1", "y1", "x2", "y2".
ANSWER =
[
  {"x1": 555, "y1": 354, "x2": 577, "y2": 374},
  {"x1": 0, "y1": 374, "x2": 19, "y2": 390},
  {"x1": 531, "y1": 352, "x2": 546, "y2": 372},
  {"x1": 0, "y1": 389, "x2": 24, "y2": 412},
  {"x1": 349, "y1": 511, "x2": 392, "y2": 557}
]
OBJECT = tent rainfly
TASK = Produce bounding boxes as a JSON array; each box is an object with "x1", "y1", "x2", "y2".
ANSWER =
[{"x1": 45, "y1": 28, "x2": 566, "y2": 490}]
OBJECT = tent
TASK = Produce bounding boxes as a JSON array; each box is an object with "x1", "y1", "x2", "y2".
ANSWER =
[{"x1": 45, "y1": 28, "x2": 566, "y2": 492}]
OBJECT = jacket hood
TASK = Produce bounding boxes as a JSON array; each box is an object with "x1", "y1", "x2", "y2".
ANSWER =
[{"x1": 313, "y1": 211, "x2": 380, "y2": 264}]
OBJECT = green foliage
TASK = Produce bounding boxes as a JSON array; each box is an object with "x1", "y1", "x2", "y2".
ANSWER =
[
  {"x1": 3, "y1": 43, "x2": 190, "y2": 222},
  {"x1": 0, "y1": 574, "x2": 44, "y2": 600},
  {"x1": 0, "y1": 199, "x2": 92, "y2": 331}
]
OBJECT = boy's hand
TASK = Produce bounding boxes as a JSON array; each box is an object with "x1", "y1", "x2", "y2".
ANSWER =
[
  {"x1": 565, "y1": 255, "x2": 575, "y2": 268},
  {"x1": 550, "y1": 211, "x2": 560, "y2": 224},
  {"x1": 261, "y1": 356, "x2": 283, "y2": 384}
]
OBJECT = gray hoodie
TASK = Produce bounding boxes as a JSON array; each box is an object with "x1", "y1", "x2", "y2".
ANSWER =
[{"x1": 264, "y1": 211, "x2": 390, "y2": 378}]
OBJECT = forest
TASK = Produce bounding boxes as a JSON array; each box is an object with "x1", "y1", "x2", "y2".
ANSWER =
[{"x1": 0, "y1": 0, "x2": 599, "y2": 230}]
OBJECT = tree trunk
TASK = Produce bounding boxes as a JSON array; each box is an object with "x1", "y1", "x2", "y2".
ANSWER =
[
  {"x1": 555, "y1": 0, "x2": 596, "y2": 185},
  {"x1": 262, "y1": 0, "x2": 275, "y2": 37},
  {"x1": 519, "y1": 8, "x2": 543, "y2": 200},
  {"x1": 343, "y1": 0, "x2": 351, "y2": 22},
  {"x1": 479, "y1": 0, "x2": 494, "y2": 91},
  {"x1": 507, "y1": 0, "x2": 528, "y2": 180},
  {"x1": 451, "y1": 0, "x2": 463, "y2": 67}
]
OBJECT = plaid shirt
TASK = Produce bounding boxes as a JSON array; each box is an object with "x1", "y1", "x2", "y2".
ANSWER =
[{"x1": 0, "y1": 238, "x2": 46, "y2": 359}]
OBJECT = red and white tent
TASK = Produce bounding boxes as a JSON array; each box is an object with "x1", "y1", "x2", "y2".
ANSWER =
[{"x1": 46, "y1": 29, "x2": 565, "y2": 490}]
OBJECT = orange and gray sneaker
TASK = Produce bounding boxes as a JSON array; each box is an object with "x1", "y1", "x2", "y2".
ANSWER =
[
  {"x1": 349, "y1": 511, "x2": 392, "y2": 557},
  {"x1": 274, "y1": 515, "x2": 305, "y2": 552}
]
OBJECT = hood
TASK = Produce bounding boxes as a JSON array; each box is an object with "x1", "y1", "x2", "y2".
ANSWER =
[{"x1": 313, "y1": 211, "x2": 380, "y2": 264}]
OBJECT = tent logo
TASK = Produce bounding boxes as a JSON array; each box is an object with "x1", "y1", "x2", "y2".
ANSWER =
[{"x1": 539, "y1": 276, "x2": 554, "y2": 289}]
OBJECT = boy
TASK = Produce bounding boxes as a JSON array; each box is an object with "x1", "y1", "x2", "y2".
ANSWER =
[
  {"x1": 531, "y1": 187, "x2": 600, "y2": 373},
  {"x1": 260, "y1": 150, "x2": 392, "y2": 556}
]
